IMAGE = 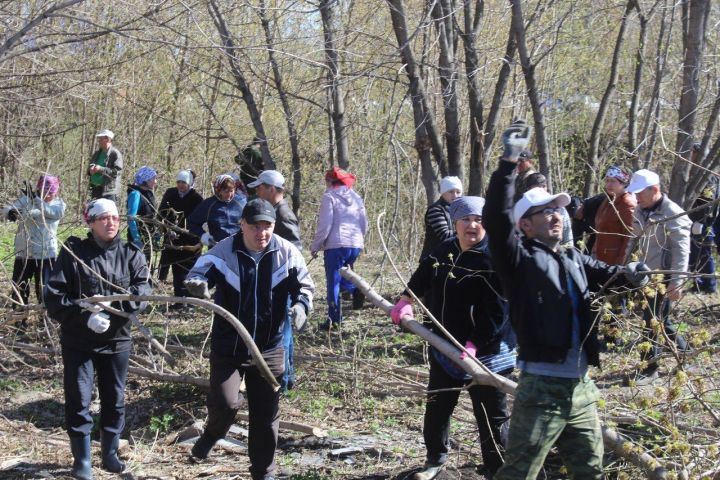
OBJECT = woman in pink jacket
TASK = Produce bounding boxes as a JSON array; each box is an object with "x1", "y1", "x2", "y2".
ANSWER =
[{"x1": 310, "y1": 167, "x2": 368, "y2": 330}]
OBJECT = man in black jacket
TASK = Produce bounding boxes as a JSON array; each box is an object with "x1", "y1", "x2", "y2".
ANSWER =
[
  {"x1": 185, "y1": 198, "x2": 314, "y2": 480},
  {"x1": 44, "y1": 198, "x2": 151, "y2": 479},
  {"x1": 484, "y1": 120, "x2": 648, "y2": 480}
]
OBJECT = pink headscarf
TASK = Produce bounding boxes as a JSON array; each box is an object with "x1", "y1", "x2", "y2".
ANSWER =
[{"x1": 37, "y1": 175, "x2": 60, "y2": 196}]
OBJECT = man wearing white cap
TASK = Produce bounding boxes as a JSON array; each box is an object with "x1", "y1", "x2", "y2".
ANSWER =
[
  {"x1": 88, "y1": 129, "x2": 123, "y2": 202},
  {"x1": 484, "y1": 120, "x2": 649, "y2": 479},
  {"x1": 44, "y1": 198, "x2": 151, "y2": 479},
  {"x1": 625, "y1": 168, "x2": 691, "y2": 384},
  {"x1": 249, "y1": 170, "x2": 302, "y2": 392},
  {"x1": 420, "y1": 176, "x2": 463, "y2": 259}
]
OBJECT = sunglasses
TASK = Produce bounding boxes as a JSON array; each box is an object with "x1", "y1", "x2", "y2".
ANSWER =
[{"x1": 523, "y1": 207, "x2": 564, "y2": 219}]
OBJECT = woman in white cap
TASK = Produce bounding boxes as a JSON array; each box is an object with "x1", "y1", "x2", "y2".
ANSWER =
[
  {"x1": 420, "y1": 176, "x2": 462, "y2": 260},
  {"x1": 390, "y1": 196, "x2": 516, "y2": 480},
  {"x1": 44, "y1": 198, "x2": 151, "y2": 479},
  {"x1": 158, "y1": 170, "x2": 204, "y2": 302}
]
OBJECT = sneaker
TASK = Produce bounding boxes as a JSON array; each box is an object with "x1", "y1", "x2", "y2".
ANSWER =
[
  {"x1": 413, "y1": 463, "x2": 443, "y2": 480},
  {"x1": 352, "y1": 289, "x2": 365, "y2": 309}
]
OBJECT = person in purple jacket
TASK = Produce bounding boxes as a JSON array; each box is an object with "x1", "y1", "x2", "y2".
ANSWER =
[{"x1": 310, "y1": 167, "x2": 368, "y2": 330}]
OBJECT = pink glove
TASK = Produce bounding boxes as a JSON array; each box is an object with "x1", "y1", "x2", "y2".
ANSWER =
[
  {"x1": 390, "y1": 299, "x2": 413, "y2": 325},
  {"x1": 460, "y1": 340, "x2": 477, "y2": 360}
]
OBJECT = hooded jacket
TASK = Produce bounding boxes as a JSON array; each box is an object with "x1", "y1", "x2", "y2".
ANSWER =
[
  {"x1": 43, "y1": 233, "x2": 151, "y2": 352},
  {"x1": 310, "y1": 186, "x2": 368, "y2": 252},
  {"x1": 628, "y1": 194, "x2": 691, "y2": 289},
  {"x1": 187, "y1": 233, "x2": 314, "y2": 360},
  {"x1": 10, "y1": 195, "x2": 66, "y2": 259},
  {"x1": 483, "y1": 160, "x2": 626, "y2": 367}
]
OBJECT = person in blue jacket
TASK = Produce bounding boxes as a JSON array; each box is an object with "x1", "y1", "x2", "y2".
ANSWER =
[
  {"x1": 188, "y1": 173, "x2": 247, "y2": 248},
  {"x1": 127, "y1": 166, "x2": 158, "y2": 262}
]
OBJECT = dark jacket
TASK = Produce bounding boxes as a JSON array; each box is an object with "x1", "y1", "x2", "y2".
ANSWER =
[
  {"x1": 187, "y1": 233, "x2": 314, "y2": 360},
  {"x1": 43, "y1": 233, "x2": 151, "y2": 352},
  {"x1": 407, "y1": 236, "x2": 515, "y2": 356},
  {"x1": 483, "y1": 160, "x2": 625, "y2": 367},
  {"x1": 420, "y1": 198, "x2": 453, "y2": 259},
  {"x1": 273, "y1": 198, "x2": 302, "y2": 250},
  {"x1": 159, "y1": 187, "x2": 204, "y2": 246},
  {"x1": 88, "y1": 146, "x2": 123, "y2": 198},
  {"x1": 188, "y1": 194, "x2": 247, "y2": 243}
]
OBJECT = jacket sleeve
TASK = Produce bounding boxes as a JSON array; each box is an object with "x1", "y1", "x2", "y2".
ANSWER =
[
  {"x1": 625, "y1": 211, "x2": 643, "y2": 260},
  {"x1": 188, "y1": 198, "x2": 211, "y2": 238},
  {"x1": 277, "y1": 203, "x2": 303, "y2": 248},
  {"x1": 425, "y1": 203, "x2": 454, "y2": 242},
  {"x1": 127, "y1": 190, "x2": 141, "y2": 243},
  {"x1": 289, "y1": 247, "x2": 315, "y2": 313},
  {"x1": 100, "y1": 149, "x2": 123, "y2": 183},
  {"x1": 667, "y1": 212, "x2": 691, "y2": 289},
  {"x1": 43, "y1": 240, "x2": 87, "y2": 327},
  {"x1": 405, "y1": 251, "x2": 437, "y2": 298},
  {"x1": 310, "y1": 193, "x2": 334, "y2": 252},
  {"x1": 482, "y1": 160, "x2": 523, "y2": 279},
  {"x1": 123, "y1": 245, "x2": 151, "y2": 313},
  {"x1": 579, "y1": 252, "x2": 626, "y2": 292},
  {"x1": 32, "y1": 197, "x2": 65, "y2": 221}
]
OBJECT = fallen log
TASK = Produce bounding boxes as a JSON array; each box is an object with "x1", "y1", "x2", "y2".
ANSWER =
[
  {"x1": 235, "y1": 413, "x2": 327, "y2": 438},
  {"x1": 340, "y1": 267, "x2": 680, "y2": 480}
]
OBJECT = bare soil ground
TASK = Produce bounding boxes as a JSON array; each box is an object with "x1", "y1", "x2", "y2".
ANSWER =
[{"x1": 1, "y1": 256, "x2": 719, "y2": 479}]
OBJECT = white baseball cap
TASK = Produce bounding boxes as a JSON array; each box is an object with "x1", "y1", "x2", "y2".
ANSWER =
[
  {"x1": 95, "y1": 129, "x2": 115, "y2": 139},
  {"x1": 513, "y1": 187, "x2": 570, "y2": 226},
  {"x1": 440, "y1": 176, "x2": 463, "y2": 194},
  {"x1": 247, "y1": 170, "x2": 285, "y2": 189},
  {"x1": 626, "y1": 169, "x2": 660, "y2": 193}
]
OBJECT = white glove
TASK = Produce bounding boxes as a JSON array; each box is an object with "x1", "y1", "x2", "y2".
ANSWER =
[
  {"x1": 87, "y1": 312, "x2": 110, "y2": 333},
  {"x1": 201, "y1": 232, "x2": 215, "y2": 247},
  {"x1": 288, "y1": 303, "x2": 307, "y2": 331},
  {"x1": 691, "y1": 221, "x2": 704, "y2": 235},
  {"x1": 185, "y1": 278, "x2": 211, "y2": 299},
  {"x1": 29, "y1": 209, "x2": 42, "y2": 219},
  {"x1": 501, "y1": 119, "x2": 532, "y2": 161}
]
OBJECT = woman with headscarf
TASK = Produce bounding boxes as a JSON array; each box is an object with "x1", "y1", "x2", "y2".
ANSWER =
[
  {"x1": 44, "y1": 198, "x2": 151, "y2": 479},
  {"x1": 390, "y1": 197, "x2": 516, "y2": 480},
  {"x1": 310, "y1": 167, "x2": 368, "y2": 330},
  {"x1": 4, "y1": 175, "x2": 66, "y2": 319},
  {"x1": 158, "y1": 170, "x2": 204, "y2": 302},
  {"x1": 592, "y1": 166, "x2": 636, "y2": 265},
  {"x1": 420, "y1": 176, "x2": 463, "y2": 260},
  {"x1": 127, "y1": 166, "x2": 158, "y2": 262},
  {"x1": 187, "y1": 173, "x2": 247, "y2": 247}
]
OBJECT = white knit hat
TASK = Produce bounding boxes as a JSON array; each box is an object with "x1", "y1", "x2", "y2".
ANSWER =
[{"x1": 440, "y1": 176, "x2": 463, "y2": 195}]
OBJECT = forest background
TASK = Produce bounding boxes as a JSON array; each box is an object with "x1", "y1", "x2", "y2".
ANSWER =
[{"x1": 1, "y1": 1, "x2": 720, "y2": 479}]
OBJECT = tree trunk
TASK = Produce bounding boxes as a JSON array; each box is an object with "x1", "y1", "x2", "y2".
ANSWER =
[
  {"x1": 431, "y1": 0, "x2": 463, "y2": 178},
  {"x1": 460, "y1": 0, "x2": 485, "y2": 194},
  {"x1": 669, "y1": 0, "x2": 711, "y2": 207},
  {"x1": 627, "y1": 4, "x2": 647, "y2": 165},
  {"x1": 207, "y1": 0, "x2": 275, "y2": 170},
  {"x1": 686, "y1": 83, "x2": 720, "y2": 202},
  {"x1": 320, "y1": 0, "x2": 350, "y2": 170},
  {"x1": 584, "y1": 0, "x2": 637, "y2": 197},
  {"x1": 510, "y1": 0, "x2": 551, "y2": 191},
  {"x1": 258, "y1": 0, "x2": 302, "y2": 213},
  {"x1": 386, "y1": 0, "x2": 445, "y2": 201}
]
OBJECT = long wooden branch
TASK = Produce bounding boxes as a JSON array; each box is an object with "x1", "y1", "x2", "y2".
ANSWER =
[{"x1": 340, "y1": 268, "x2": 679, "y2": 480}]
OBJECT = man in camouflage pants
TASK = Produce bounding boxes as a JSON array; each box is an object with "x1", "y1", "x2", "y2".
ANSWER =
[{"x1": 483, "y1": 120, "x2": 649, "y2": 479}]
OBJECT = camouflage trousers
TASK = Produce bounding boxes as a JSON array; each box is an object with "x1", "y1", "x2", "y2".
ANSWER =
[{"x1": 495, "y1": 372, "x2": 603, "y2": 480}]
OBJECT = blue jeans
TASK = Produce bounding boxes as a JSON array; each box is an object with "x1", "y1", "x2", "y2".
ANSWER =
[
  {"x1": 324, "y1": 247, "x2": 361, "y2": 324},
  {"x1": 280, "y1": 300, "x2": 295, "y2": 391}
]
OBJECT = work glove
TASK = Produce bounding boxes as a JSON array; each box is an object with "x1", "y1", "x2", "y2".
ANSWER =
[
  {"x1": 501, "y1": 119, "x2": 531, "y2": 162},
  {"x1": 200, "y1": 232, "x2": 215, "y2": 247},
  {"x1": 624, "y1": 261, "x2": 651, "y2": 288},
  {"x1": 166, "y1": 230, "x2": 179, "y2": 241},
  {"x1": 87, "y1": 311, "x2": 111, "y2": 334},
  {"x1": 460, "y1": 340, "x2": 477, "y2": 360},
  {"x1": 29, "y1": 209, "x2": 42, "y2": 219},
  {"x1": 390, "y1": 298, "x2": 413, "y2": 325},
  {"x1": 185, "y1": 278, "x2": 211, "y2": 299},
  {"x1": 691, "y1": 221, "x2": 704, "y2": 235},
  {"x1": 6, "y1": 208, "x2": 19, "y2": 222},
  {"x1": 288, "y1": 303, "x2": 307, "y2": 331}
]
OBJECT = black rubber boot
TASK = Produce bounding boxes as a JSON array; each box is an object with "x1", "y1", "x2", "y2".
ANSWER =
[
  {"x1": 190, "y1": 433, "x2": 217, "y2": 461},
  {"x1": 69, "y1": 435, "x2": 93, "y2": 480},
  {"x1": 101, "y1": 431, "x2": 126, "y2": 473}
]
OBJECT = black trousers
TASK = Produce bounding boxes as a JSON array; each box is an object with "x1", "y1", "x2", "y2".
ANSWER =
[
  {"x1": 423, "y1": 355, "x2": 510, "y2": 474},
  {"x1": 642, "y1": 291, "x2": 687, "y2": 369},
  {"x1": 159, "y1": 249, "x2": 199, "y2": 297},
  {"x1": 11, "y1": 257, "x2": 54, "y2": 307},
  {"x1": 89, "y1": 186, "x2": 116, "y2": 203},
  {"x1": 204, "y1": 350, "x2": 284, "y2": 480},
  {"x1": 62, "y1": 344, "x2": 130, "y2": 438}
]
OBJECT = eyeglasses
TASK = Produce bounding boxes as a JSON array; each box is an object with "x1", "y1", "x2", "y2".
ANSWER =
[{"x1": 523, "y1": 207, "x2": 563, "y2": 219}]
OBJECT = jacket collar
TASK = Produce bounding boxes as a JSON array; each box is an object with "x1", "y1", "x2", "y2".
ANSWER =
[{"x1": 232, "y1": 231, "x2": 280, "y2": 256}]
